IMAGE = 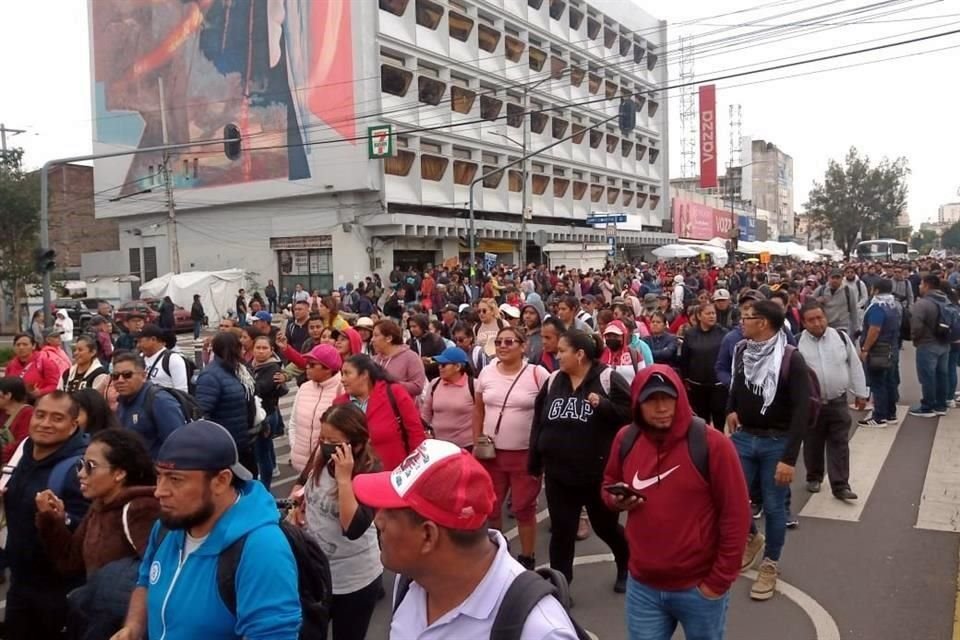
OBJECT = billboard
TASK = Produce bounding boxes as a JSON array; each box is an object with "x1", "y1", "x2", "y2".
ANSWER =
[
  {"x1": 698, "y1": 85, "x2": 717, "y2": 189},
  {"x1": 672, "y1": 199, "x2": 716, "y2": 241},
  {"x1": 89, "y1": 0, "x2": 371, "y2": 207},
  {"x1": 738, "y1": 215, "x2": 757, "y2": 241}
]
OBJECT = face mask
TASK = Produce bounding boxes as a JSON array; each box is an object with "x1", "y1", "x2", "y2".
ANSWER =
[
  {"x1": 320, "y1": 442, "x2": 342, "y2": 460},
  {"x1": 605, "y1": 337, "x2": 623, "y2": 351}
]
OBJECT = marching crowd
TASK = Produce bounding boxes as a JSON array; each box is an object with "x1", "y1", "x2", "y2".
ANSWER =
[{"x1": 0, "y1": 253, "x2": 957, "y2": 640}]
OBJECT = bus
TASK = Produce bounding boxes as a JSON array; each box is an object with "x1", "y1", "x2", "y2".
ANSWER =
[{"x1": 855, "y1": 239, "x2": 909, "y2": 262}]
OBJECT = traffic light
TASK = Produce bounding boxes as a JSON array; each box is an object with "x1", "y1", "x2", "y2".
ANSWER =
[
  {"x1": 618, "y1": 99, "x2": 637, "y2": 133},
  {"x1": 34, "y1": 247, "x2": 56, "y2": 274},
  {"x1": 224, "y1": 124, "x2": 242, "y2": 160}
]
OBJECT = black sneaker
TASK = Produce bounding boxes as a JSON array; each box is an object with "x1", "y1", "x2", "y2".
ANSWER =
[
  {"x1": 751, "y1": 502, "x2": 763, "y2": 519},
  {"x1": 517, "y1": 554, "x2": 536, "y2": 570},
  {"x1": 785, "y1": 515, "x2": 799, "y2": 529}
]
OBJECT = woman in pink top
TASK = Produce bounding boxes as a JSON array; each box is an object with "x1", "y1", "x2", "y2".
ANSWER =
[
  {"x1": 472, "y1": 326, "x2": 548, "y2": 570},
  {"x1": 370, "y1": 320, "x2": 426, "y2": 399},
  {"x1": 420, "y1": 347, "x2": 475, "y2": 448}
]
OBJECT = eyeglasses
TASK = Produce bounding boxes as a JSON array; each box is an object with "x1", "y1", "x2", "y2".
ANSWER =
[
  {"x1": 75, "y1": 458, "x2": 104, "y2": 475},
  {"x1": 740, "y1": 315, "x2": 761, "y2": 322},
  {"x1": 110, "y1": 371, "x2": 137, "y2": 380},
  {"x1": 494, "y1": 338, "x2": 522, "y2": 348}
]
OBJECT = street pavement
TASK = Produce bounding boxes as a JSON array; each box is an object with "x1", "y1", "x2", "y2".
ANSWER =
[{"x1": 3, "y1": 335, "x2": 959, "y2": 639}]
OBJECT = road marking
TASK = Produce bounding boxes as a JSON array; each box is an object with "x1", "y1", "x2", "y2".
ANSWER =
[
  {"x1": 917, "y1": 411, "x2": 960, "y2": 532},
  {"x1": 800, "y1": 404, "x2": 906, "y2": 522},
  {"x1": 508, "y1": 513, "x2": 840, "y2": 640}
]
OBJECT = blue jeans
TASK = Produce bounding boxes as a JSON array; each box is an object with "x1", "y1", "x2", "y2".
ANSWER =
[
  {"x1": 625, "y1": 577, "x2": 730, "y2": 640},
  {"x1": 949, "y1": 344, "x2": 960, "y2": 399},
  {"x1": 916, "y1": 343, "x2": 949, "y2": 412},
  {"x1": 732, "y1": 431, "x2": 788, "y2": 562},
  {"x1": 255, "y1": 410, "x2": 282, "y2": 490},
  {"x1": 193, "y1": 320, "x2": 203, "y2": 340},
  {"x1": 867, "y1": 365, "x2": 897, "y2": 422}
]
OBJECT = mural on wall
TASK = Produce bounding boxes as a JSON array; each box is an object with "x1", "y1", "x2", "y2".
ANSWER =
[{"x1": 91, "y1": 0, "x2": 357, "y2": 195}]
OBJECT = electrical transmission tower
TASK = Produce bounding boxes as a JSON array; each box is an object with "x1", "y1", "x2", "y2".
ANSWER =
[
  {"x1": 678, "y1": 37, "x2": 698, "y2": 180},
  {"x1": 729, "y1": 105, "x2": 742, "y2": 169}
]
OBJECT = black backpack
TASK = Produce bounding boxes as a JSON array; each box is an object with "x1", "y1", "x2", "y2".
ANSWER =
[
  {"x1": 157, "y1": 520, "x2": 332, "y2": 640},
  {"x1": 144, "y1": 384, "x2": 204, "y2": 424},
  {"x1": 394, "y1": 567, "x2": 591, "y2": 640},
  {"x1": 618, "y1": 416, "x2": 709, "y2": 482},
  {"x1": 148, "y1": 350, "x2": 198, "y2": 395},
  {"x1": 681, "y1": 285, "x2": 697, "y2": 307}
]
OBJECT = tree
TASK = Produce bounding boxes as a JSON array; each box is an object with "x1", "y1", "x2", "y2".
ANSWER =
[
  {"x1": 0, "y1": 148, "x2": 41, "y2": 329},
  {"x1": 942, "y1": 221, "x2": 960, "y2": 252},
  {"x1": 911, "y1": 229, "x2": 938, "y2": 255},
  {"x1": 804, "y1": 147, "x2": 909, "y2": 259}
]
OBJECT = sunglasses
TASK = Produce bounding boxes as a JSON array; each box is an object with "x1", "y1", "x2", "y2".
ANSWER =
[
  {"x1": 110, "y1": 371, "x2": 137, "y2": 380},
  {"x1": 75, "y1": 458, "x2": 104, "y2": 475},
  {"x1": 494, "y1": 338, "x2": 522, "y2": 348}
]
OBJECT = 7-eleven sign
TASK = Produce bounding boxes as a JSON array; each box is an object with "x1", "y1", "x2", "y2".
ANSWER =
[{"x1": 368, "y1": 125, "x2": 394, "y2": 159}]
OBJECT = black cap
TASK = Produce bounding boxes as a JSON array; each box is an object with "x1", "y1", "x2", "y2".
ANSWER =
[
  {"x1": 155, "y1": 420, "x2": 252, "y2": 481},
  {"x1": 637, "y1": 372, "x2": 679, "y2": 403}
]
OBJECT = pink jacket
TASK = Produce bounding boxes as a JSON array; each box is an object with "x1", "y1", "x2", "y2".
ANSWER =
[{"x1": 290, "y1": 373, "x2": 344, "y2": 472}]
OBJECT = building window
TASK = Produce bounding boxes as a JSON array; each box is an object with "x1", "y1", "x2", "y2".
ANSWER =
[
  {"x1": 504, "y1": 35, "x2": 525, "y2": 62},
  {"x1": 478, "y1": 24, "x2": 501, "y2": 52},
  {"x1": 550, "y1": 55, "x2": 567, "y2": 79},
  {"x1": 622, "y1": 190, "x2": 634, "y2": 206},
  {"x1": 453, "y1": 160, "x2": 478, "y2": 184},
  {"x1": 528, "y1": 46, "x2": 546, "y2": 72},
  {"x1": 418, "y1": 76, "x2": 446, "y2": 105},
  {"x1": 553, "y1": 177, "x2": 570, "y2": 198},
  {"x1": 619, "y1": 36, "x2": 631, "y2": 57},
  {"x1": 528, "y1": 0, "x2": 544, "y2": 8},
  {"x1": 621, "y1": 139, "x2": 634, "y2": 157},
  {"x1": 649, "y1": 147, "x2": 660, "y2": 163},
  {"x1": 531, "y1": 174, "x2": 549, "y2": 196},
  {"x1": 129, "y1": 247, "x2": 140, "y2": 278},
  {"x1": 607, "y1": 188, "x2": 620, "y2": 205},
  {"x1": 636, "y1": 143, "x2": 647, "y2": 161},
  {"x1": 508, "y1": 170, "x2": 523, "y2": 193},
  {"x1": 278, "y1": 248, "x2": 334, "y2": 297},
  {"x1": 573, "y1": 181, "x2": 587, "y2": 200},
  {"x1": 421, "y1": 154, "x2": 449, "y2": 181},
  {"x1": 506, "y1": 103, "x2": 524, "y2": 128},
  {"x1": 551, "y1": 117, "x2": 568, "y2": 139},
  {"x1": 416, "y1": 0, "x2": 443, "y2": 29},
  {"x1": 396, "y1": 136, "x2": 409, "y2": 148},
  {"x1": 587, "y1": 16, "x2": 600, "y2": 40},
  {"x1": 605, "y1": 80, "x2": 618, "y2": 99},
  {"x1": 647, "y1": 50, "x2": 659, "y2": 71},
  {"x1": 588, "y1": 73, "x2": 601, "y2": 94},
  {"x1": 569, "y1": 5, "x2": 584, "y2": 29},
  {"x1": 571, "y1": 123, "x2": 586, "y2": 144},
  {"x1": 385, "y1": 150, "x2": 416, "y2": 176},
  {"x1": 449, "y1": 11, "x2": 474, "y2": 40},
  {"x1": 530, "y1": 109, "x2": 548, "y2": 134},
  {"x1": 549, "y1": 0, "x2": 565, "y2": 20},
  {"x1": 143, "y1": 247, "x2": 158, "y2": 282},
  {"x1": 451, "y1": 86, "x2": 476, "y2": 113},
  {"x1": 648, "y1": 100, "x2": 659, "y2": 118},
  {"x1": 569, "y1": 66, "x2": 585, "y2": 87},
  {"x1": 379, "y1": 0, "x2": 409, "y2": 16},
  {"x1": 381, "y1": 65, "x2": 413, "y2": 96},
  {"x1": 590, "y1": 184, "x2": 604, "y2": 203},
  {"x1": 633, "y1": 42, "x2": 645, "y2": 65},
  {"x1": 603, "y1": 26, "x2": 617, "y2": 49},
  {"x1": 421, "y1": 141, "x2": 442, "y2": 154},
  {"x1": 482, "y1": 165, "x2": 503, "y2": 188},
  {"x1": 589, "y1": 129, "x2": 602, "y2": 149}
]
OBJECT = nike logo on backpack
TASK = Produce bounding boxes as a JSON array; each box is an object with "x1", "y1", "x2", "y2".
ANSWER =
[{"x1": 632, "y1": 465, "x2": 680, "y2": 491}]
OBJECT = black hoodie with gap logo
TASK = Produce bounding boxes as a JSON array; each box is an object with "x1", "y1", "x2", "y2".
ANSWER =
[{"x1": 528, "y1": 362, "x2": 632, "y2": 485}]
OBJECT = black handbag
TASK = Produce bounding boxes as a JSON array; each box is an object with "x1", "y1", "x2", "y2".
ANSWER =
[{"x1": 868, "y1": 342, "x2": 893, "y2": 369}]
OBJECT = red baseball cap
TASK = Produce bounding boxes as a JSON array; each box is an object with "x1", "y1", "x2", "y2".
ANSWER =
[{"x1": 353, "y1": 440, "x2": 494, "y2": 530}]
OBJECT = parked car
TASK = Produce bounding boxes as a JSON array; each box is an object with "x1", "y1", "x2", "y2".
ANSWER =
[
  {"x1": 115, "y1": 298, "x2": 193, "y2": 333},
  {"x1": 51, "y1": 298, "x2": 107, "y2": 333}
]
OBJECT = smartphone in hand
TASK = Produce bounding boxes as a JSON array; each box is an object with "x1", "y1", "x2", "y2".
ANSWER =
[{"x1": 603, "y1": 483, "x2": 645, "y2": 500}]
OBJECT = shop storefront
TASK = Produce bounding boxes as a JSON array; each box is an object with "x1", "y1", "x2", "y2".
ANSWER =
[{"x1": 271, "y1": 235, "x2": 334, "y2": 298}]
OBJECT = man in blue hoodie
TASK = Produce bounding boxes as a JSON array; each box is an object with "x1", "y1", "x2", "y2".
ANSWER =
[{"x1": 113, "y1": 420, "x2": 301, "y2": 640}]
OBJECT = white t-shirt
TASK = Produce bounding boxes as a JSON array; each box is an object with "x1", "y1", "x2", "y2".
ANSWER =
[
  {"x1": 183, "y1": 532, "x2": 209, "y2": 559},
  {"x1": 304, "y1": 469, "x2": 382, "y2": 595},
  {"x1": 144, "y1": 348, "x2": 189, "y2": 393},
  {"x1": 390, "y1": 530, "x2": 578, "y2": 640}
]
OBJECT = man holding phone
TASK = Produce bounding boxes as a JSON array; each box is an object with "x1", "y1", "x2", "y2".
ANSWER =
[{"x1": 602, "y1": 365, "x2": 749, "y2": 640}]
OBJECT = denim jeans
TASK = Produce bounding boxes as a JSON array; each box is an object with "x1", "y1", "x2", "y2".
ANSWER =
[
  {"x1": 732, "y1": 431, "x2": 788, "y2": 562},
  {"x1": 625, "y1": 576, "x2": 730, "y2": 640},
  {"x1": 193, "y1": 320, "x2": 203, "y2": 340},
  {"x1": 949, "y1": 344, "x2": 960, "y2": 399},
  {"x1": 255, "y1": 410, "x2": 282, "y2": 490},
  {"x1": 916, "y1": 343, "x2": 950, "y2": 412},
  {"x1": 867, "y1": 365, "x2": 897, "y2": 422}
]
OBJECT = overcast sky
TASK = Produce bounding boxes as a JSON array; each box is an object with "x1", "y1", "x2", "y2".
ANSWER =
[{"x1": 1, "y1": 0, "x2": 958, "y2": 228}]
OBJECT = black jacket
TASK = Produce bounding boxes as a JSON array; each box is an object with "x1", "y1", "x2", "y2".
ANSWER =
[
  {"x1": 408, "y1": 333, "x2": 446, "y2": 379},
  {"x1": 251, "y1": 357, "x2": 288, "y2": 413},
  {"x1": 190, "y1": 300, "x2": 205, "y2": 322},
  {"x1": 6, "y1": 430, "x2": 90, "y2": 587},
  {"x1": 678, "y1": 325, "x2": 727, "y2": 386},
  {"x1": 529, "y1": 363, "x2": 632, "y2": 485},
  {"x1": 643, "y1": 333, "x2": 678, "y2": 365}
]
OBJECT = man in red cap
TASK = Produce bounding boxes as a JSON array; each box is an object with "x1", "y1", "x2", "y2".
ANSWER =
[{"x1": 354, "y1": 440, "x2": 579, "y2": 639}]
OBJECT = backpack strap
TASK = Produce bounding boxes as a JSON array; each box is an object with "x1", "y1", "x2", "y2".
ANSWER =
[
  {"x1": 216, "y1": 533, "x2": 249, "y2": 616},
  {"x1": 617, "y1": 424, "x2": 642, "y2": 465},
  {"x1": 490, "y1": 571, "x2": 557, "y2": 640},
  {"x1": 384, "y1": 383, "x2": 410, "y2": 454},
  {"x1": 686, "y1": 417, "x2": 710, "y2": 483},
  {"x1": 393, "y1": 575, "x2": 414, "y2": 613},
  {"x1": 779, "y1": 344, "x2": 797, "y2": 382},
  {"x1": 599, "y1": 367, "x2": 612, "y2": 396},
  {"x1": 48, "y1": 453, "x2": 83, "y2": 497}
]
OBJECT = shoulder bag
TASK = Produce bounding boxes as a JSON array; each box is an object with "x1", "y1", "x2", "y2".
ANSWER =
[{"x1": 474, "y1": 364, "x2": 529, "y2": 460}]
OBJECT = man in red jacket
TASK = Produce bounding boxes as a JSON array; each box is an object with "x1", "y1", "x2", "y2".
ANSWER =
[{"x1": 603, "y1": 365, "x2": 749, "y2": 640}]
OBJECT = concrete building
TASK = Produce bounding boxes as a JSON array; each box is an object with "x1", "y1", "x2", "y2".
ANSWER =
[
  {"x1": 87, "y1": 0, "x2": 674, "y2": 296},
  {"x1": 36, "y1": 163, "x2": 119, "y2": 276},
  {"x1": 744, "y1": 139, "x2": 794, "y2": 242},
  {"x1": 939, "y1": 203, "x2": 960, "y2": 226}
]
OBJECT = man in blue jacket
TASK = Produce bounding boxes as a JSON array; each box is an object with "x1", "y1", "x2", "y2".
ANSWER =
[
  {"x1": 113, "y1": 420, "x2": 300, "y2": 640},
  {"x1": 113, "y1": 351, "x2": 187, "y2": 459},
  {"x1": 4, "y1": 391, "x2": 89, "y2": 639}
]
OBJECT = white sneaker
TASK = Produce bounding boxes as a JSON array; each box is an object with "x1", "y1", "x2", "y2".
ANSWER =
[
  {"x1": 949, "y1": 401, "x2": 958, "y2": 409},
  {"x1": 858, "y1": 418, "x2": 887, "y2": 427}
]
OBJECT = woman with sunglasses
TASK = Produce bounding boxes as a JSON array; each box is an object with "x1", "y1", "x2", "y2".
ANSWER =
[
  {"x1": 35, "y1": 429, "x2": 159, "y2": 639},
  {"x1": 474, "y1": 298, "x2": 507, "y2": 360},
  {"x1": 472, "y1": 326, "x2": 548, "y2": 570},
  {"x1": 529, "y1": 329, "x2": 632, "y2": 591},
  {"x1": 334, "y1": 355, "x2": 425, "y2": 470},
  {"x1": 288, "y1": 404, "x2": 382, "y2": 640}
]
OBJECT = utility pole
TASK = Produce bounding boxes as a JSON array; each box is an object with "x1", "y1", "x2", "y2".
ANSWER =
[
  {"x1": 0, "y1": 123, "x2": 26, "y2": 160},
  {"x1": 158, "y1": 78, "x2": 180, "y2": 274},
  {"x1": 520, "y1": 87, "x2": 530, "y2": 267}
]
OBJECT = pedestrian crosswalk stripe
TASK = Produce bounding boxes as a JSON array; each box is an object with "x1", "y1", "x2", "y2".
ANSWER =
[
  {"x1": 800, "y1": 404, "x2": 907, "y2": 522},
  {"x1": 916, "y1": 411, "x2": 960, "y2": 532}
]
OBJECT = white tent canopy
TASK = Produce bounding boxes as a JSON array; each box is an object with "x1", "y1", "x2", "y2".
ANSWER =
[
  {"x1": 652, "y1": 244, "x2": 700, "y2": 259},
  {"x1": 140, "y1": 269, "x2": 246, "y2": 323}
]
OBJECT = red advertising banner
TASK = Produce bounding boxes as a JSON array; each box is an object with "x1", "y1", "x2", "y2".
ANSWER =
[
  {"x1": 699, "y1": 85, "x2": 717, "y2": 188},
  {"x1": 672, "y1": 199, "x2": 716, "y2": 240},
  {"x1": 713, "y1": 208, "x2": 734, "y2": 238}
]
